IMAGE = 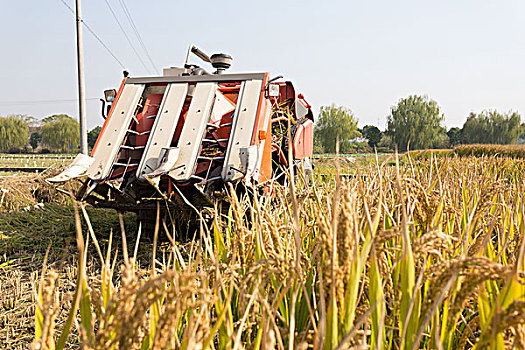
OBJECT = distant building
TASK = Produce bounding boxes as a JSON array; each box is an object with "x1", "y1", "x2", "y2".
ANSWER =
[{"x1": 347, "y1": 137, "x2": 367, "y2": 144}]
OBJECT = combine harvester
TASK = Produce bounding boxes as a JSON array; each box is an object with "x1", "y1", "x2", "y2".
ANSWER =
[{"x1": 49, "y1": 46, "x2": 313, "y2": 225}]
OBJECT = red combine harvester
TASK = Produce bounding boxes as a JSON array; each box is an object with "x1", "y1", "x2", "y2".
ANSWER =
[{"x1": 49, "y1": 46, "x2": 313, "y2": 223}]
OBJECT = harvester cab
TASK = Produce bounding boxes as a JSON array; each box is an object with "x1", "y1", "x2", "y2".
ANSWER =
[{"x1": 48, "y1": 46, "x2": 313, "y2": 217}]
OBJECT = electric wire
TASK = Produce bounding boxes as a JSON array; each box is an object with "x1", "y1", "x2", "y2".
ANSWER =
[
  {"x1": 116, "y1": 0, "x2": 158, "y2": 73},
  {"x1": 0, "y1": 98, "x2": 99, "y2": 106},
  {"x1": 58, "y1": 0, "x2": 126, "y2": 69},
  {"x1": 103, "y1": 0, "x2": 152, "y2": 74},
  {"x1": 117, "y1": 0, "x2": 157, "y2": 72}
]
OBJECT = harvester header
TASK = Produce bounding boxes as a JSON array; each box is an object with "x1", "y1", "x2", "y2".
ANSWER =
[{"x1": 49, "y1": 46, "x2": 313, "y2": 215}]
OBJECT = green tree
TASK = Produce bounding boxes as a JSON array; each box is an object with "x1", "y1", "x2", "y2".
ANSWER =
[
  {"x1": 314, "y1": 105, "x2": 359, "y2": 153},
  {"x1": 386, "y1": 95, "x2": 445, "y2": 151},
  {"x1": 88, "y1": 126, "x2": 102, "y2": 149},
  {"x1": 0, "y1": 115, "x2": 29, "y2": 152},
  {"x1": 41, "y1": 114, "x2": 80, "y2": 152},
  {"x1": 447, "y1": 127, "x2": 463, "y2": 146},
  {"x1": 29, "y1": 131, "x2": 42, "y2": 151},
  {"x1": 434, "y1": 132, "x2": 450, "y2": 149},
  {"x1": 462, "y1": 110, "x2": 522, "y2": 144},
  {"x1": 377, "y1": 134, "x2": 395, "y2": 151},
  {"x1": 461, "y1": 113, "x2": 485, "y2": 144},
  {"x1": 18, "y1": 115, "x2": 38, "y2": 127},
  {"x1": 362, "y1": 125, "x2": 382, "y2": 149}
]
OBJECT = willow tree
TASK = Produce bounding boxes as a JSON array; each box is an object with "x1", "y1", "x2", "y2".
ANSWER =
[
  {"x1": 314, "y1": 104, "x2": 359, "y2": 153},
  {"x1": 462, "y1": 110, "x2": 522, "y2": 144},
  {"x1": 386, "y1": 95, "x2": 446, "y2": 151},
  {"x1": 0, "y1": 115, "x2": 29, "y2": 152},
  {"x1": 41, "y1": 114, "x2": 80, "y2": 153}
]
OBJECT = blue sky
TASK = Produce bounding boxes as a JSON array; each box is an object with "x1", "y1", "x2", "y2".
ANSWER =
[{"x1": 1, "y1": 0, "x2": 524, "y2": 130}]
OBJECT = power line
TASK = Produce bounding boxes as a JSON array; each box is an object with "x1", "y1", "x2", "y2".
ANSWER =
[
  {"x1": 117, "y1": 0, "x2": 157, "y2": 73},
  {"x1": 59, "y1": 0, "x2": 126, "y2": 69},
  {"x1": 0, "y1": 98, "x2": 99, "y2": 106},
  {"x1": 116, "y1": 0, "x2": 158, "y2": 73},
  {"x1": 103, "y1": 0, "x2": 152, "y2": 74}
]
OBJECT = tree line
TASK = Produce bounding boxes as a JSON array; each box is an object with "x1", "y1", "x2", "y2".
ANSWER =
[
  {"x1": 2, "y1": 96, "x2": 522, "y2": 154},
  {"x1": 0, "y1": 114, "x2": 101, "y2": 153},
  {"x1": 314, "y1": 95, "x2": 524, "y2": 153}
]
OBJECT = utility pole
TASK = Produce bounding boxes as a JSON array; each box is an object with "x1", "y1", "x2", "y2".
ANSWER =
[{"x1": 75, "y1": 0, "x2": 88, "y2": 154}]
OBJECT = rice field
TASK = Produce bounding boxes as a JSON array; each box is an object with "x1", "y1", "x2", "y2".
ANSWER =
[
  {"x1": 0, "y1": 154, "x2": 75, "y2": 169},
  {"x1": 1, "y1": 154, "x2": 524, "y2": 349},
  {"x1": 406, "y1": 144, "x2": 525, "y2": 160}
]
